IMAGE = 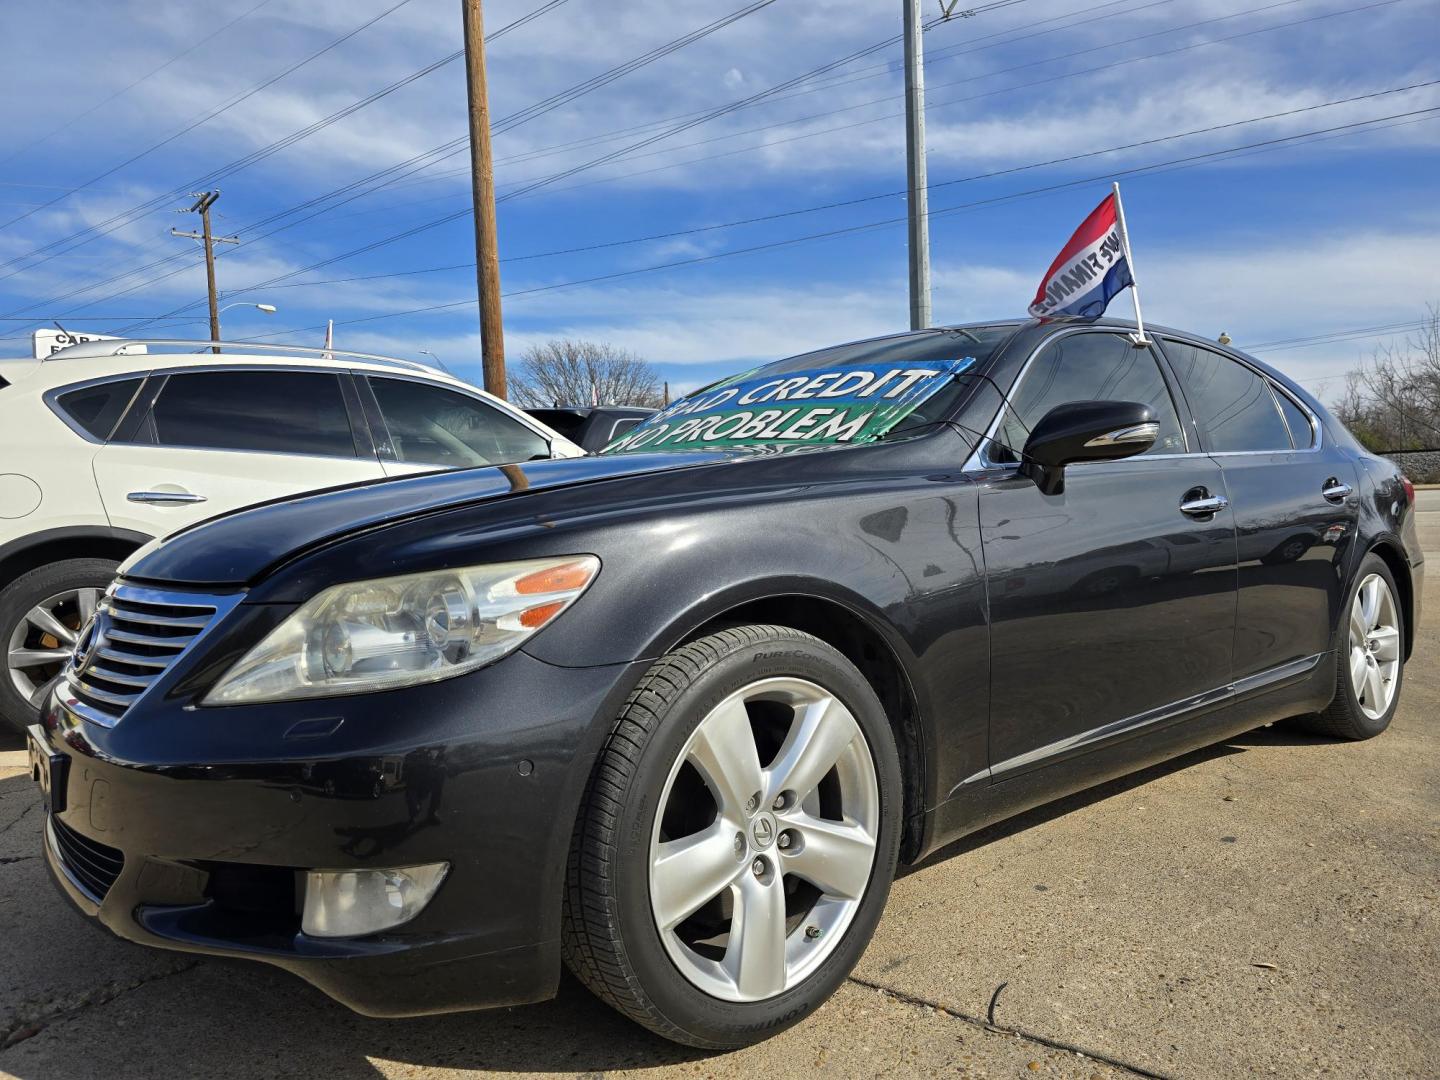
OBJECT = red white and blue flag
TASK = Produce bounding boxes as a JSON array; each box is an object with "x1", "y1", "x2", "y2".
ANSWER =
[{"x1": 1029, "y1": 193, "x2": 1134, "y2": 319}]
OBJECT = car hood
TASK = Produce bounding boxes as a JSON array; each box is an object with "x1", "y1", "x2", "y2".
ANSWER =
[{"x1": 123, "y1": 451, "x2": 736, "y2": 588}]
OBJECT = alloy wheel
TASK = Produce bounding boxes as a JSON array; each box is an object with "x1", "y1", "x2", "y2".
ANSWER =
[
  {"x1": 6, "y1": 588, "x2": 96, "y2": 709},
  {"x1": 649, "y1": 677, "x2": 879, "y2": 1003},
  {"x1": 1348, "y1": 573, "x2": 1400, "y2": 721}
]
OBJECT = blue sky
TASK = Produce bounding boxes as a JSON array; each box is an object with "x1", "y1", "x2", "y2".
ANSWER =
[{"x1": 1, "y1": 0, "x2": 1437, "y2": 402}]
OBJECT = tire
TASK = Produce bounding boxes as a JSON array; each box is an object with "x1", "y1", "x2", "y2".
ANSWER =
[
  {"x1": 1290, "y1": 552, "x2": 1405, "y2": 740},
  {"x1": 562, "y1": 624, "x2": 903, "y2": 1048},
  {"x1": 0, "y1": 558, "x2": 117, "y2": 734}
]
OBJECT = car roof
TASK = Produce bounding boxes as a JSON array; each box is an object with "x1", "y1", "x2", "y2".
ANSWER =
[{"x1": 7, "y1": 339, "x2": 491, "y2": 398}]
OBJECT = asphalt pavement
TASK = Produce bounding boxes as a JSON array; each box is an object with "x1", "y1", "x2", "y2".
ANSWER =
[{"x1": 1, "y1": 496, "x2": 1435, "y2": 1078}]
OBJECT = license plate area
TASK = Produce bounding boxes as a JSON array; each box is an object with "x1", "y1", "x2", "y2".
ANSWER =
[{"x1": 27, "y1": 724, "x2": 68, "y2": 814}]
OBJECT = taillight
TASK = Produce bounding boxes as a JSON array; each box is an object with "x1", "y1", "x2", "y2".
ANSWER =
[{"x1": 1401, "y1": 475, "x2": 1415, "y2": 507}]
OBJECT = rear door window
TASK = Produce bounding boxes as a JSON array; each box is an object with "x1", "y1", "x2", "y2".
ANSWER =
[
  {"x1": 136, "y1": 370, "x2": 357, "y2": 456},
  {"x1": 1163, "y1": 340, "x2": 1291, "y2": 453},
  {"x1": 369, "y1": 377, "x2": 550, "y2": 468},
  {"x1": 1273, "y1": 387, "x2": 1315, "y2": 449},
  {"x1": 54, "y1": 378, "x2": 144, "y2": 440}
]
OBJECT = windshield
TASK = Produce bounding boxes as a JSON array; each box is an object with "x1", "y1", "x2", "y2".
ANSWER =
[{"x1": 600, "y1": 325, "x2": 1016, "y2": 455}]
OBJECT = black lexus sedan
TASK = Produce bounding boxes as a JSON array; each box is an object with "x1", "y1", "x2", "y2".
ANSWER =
[{"x1": 28, "y1": 318, "x2": 1422, "y2": 1049}]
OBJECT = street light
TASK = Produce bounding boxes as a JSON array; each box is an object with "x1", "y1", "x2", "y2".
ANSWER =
[{"x1": 212, "y1": 302, "x2": 277, "y2": 347}]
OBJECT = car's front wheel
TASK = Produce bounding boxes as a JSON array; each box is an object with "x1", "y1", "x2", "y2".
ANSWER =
[
  {"x1": 0, "y1": 558, "x2": 117, "y2": 735},
  {"x1": 562, "y1": 624, "x2": 902, "y2": 1048}
]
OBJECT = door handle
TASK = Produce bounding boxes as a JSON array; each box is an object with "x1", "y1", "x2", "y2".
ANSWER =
[
  {"x1": 1179, "y1": 492, "x2": 1229, "y2": 517},
  {"x1": 127, "y1": 491, "x2": 207, "y2": 506},
  {"x1": 1322, "y1": 478, "x2": 1353, "y2": 503}
]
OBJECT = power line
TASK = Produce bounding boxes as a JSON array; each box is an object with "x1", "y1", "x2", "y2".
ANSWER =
[
  {"x1": 494, "y1": 0, "x2": 1408, "y2": 205},
  {"x1": 222, "y1": 105, "x2": 1440, "y2": 343},
  {"x1": 0, "y1": 0, "x2": 420, "y2": 243},
  {"x1": 0, "y1": 0, "x2": 577, "y2": 313},
  {"x1": 105, "y1": 3, "x2": 1013, "y2": 332},
  {"x1": 0, "y1": 0, "x2": 280, "y2": 171},
  {"x1": 9, "y1": 0, "x2": 775, "y2": 319},
  {"x1": 202, "y1": 0, "x2": 1414, "y2": 290},
  {"x1": 217, "y1": 79, "x2": 1440, "y2": 296}
]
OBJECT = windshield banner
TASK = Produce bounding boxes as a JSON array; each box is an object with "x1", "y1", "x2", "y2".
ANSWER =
[{"x1": 603, "y1": 356, "x2": 975, "y2": 454}]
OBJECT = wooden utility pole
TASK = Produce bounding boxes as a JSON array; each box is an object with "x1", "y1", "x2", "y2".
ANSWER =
[
  {"x1": 461, "y1": 0, "x2": 507, "y2": 398},
  {"x1": 172, "y1": 190, "x2": 236, "y2": 354}
]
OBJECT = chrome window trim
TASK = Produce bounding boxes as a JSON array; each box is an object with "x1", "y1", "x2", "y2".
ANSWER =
[
  {"x1": 1156, "y1": 335, "x2": 1323, "y2": 456},
  {"x1": 42, "y1": 372, "x2": 152, "y2": 445},
  {"x1": 965, "y1": 325, "x2": 1192, "y2": 472},
  {"x1": 963, "y1": 327, "x2": 1325, "y2": 473}
]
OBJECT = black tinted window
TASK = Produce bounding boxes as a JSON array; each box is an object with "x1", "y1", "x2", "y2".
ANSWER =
[
  {"x1": 1273, "y1": 387, "x2": 1314, "y2": 448},
  {"x1": 371, "y1": 378, "x2": 548, "y2": 468},
  {"x1": 55, "y1": 378, "x2": 143, "y2": 440},
  {"x1": 1164, "y1": 341, "x2": 1290, "y2": 452},
  {"x1": 993, "y1": 333, "x2": 1184, "y2": 462},
  {"x1": 145, "y1": 371, "x2": 355, "y2": 456}
]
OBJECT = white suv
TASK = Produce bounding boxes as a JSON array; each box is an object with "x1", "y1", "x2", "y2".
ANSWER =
[{"x1": 0, "y1": 339, "x2": 583, "y2": 733}]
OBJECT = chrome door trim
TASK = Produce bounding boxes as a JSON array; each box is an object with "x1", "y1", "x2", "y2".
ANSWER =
[{"x1": 967, "y1": 652, "x2": 1326, "y2": 786}]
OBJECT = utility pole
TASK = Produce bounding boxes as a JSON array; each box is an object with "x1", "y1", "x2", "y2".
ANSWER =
[
  {"x1": 171, "y1": 190, "x2": 236, "y2": 354},
  {"x1": 461, "y1": 0, "x2": 507, "y2": 398},
  {"x1": 902, "y1": 0, "x2": 932, "y2": 330}
]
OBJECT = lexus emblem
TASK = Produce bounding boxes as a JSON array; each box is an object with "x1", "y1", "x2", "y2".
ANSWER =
[
  {"x1": 71, "y1": 616, "x2": 105, "y2": 675},
  {"x1": 749, "y1": 813, "x2": 776, "y2": 849}
]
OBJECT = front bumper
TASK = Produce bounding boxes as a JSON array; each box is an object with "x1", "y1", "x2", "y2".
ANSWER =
[{"x1": 33, "y1": 649, "x2": 644, "y2": 1017}]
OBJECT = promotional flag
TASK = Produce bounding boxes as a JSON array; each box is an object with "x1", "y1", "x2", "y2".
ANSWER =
[{"x1": 1028, "y1": 192, "x2": 1135, "y2": 320}]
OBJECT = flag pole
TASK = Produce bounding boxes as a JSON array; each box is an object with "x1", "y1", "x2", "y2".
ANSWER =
[{"x1": 1111, "y1": 181, "x2": 1149, "y2": 347}]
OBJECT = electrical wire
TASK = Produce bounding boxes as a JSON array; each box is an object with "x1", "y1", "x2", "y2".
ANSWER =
[
  {"x1": 0, "y1": 0, "x2": 576, "y2": 290},
  {"x1": 0, "y1": 0, "x2": 421, "y2": 241},
  {"x1": 128, "y1": 0, "x2": 1406, "y2": 314},
  {"x1": 204, "y1": 80, "x2": 1440, "y2": 295},
  {"x1": 0, "y1": 0, "x2": 280, "y2": 171},
  {"x1": 215, "y1": 105, "x2": 1440, "y2": 343},
  {"x1": 1, "y1": 0, "x2": 773, "y2": 314}
]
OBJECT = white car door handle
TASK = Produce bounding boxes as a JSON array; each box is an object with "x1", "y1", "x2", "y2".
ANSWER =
[{"x1": 127, "y1": 491, "x2": 207, "y2": 505}]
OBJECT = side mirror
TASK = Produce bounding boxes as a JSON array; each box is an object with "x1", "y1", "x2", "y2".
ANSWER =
[{"x1": 1019, "y1": 400, "x2": 1158, "y2": 496}]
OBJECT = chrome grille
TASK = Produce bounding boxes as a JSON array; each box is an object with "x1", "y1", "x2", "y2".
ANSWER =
[{"x1": 58, "y1": 582, "x2": 242, "y2": 726}]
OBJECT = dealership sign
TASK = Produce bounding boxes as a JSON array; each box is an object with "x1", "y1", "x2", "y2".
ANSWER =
[
  {"x1": 604, "y1": 356, "x2": 976, "y2": 454},
  {"x1": 31, "y1": 329, "x2": 146, "y2": 359}
]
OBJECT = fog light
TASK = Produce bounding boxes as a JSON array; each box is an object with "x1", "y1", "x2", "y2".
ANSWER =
[{"x1": 301, "y1": 863, "x2": 449, "y2": 938}]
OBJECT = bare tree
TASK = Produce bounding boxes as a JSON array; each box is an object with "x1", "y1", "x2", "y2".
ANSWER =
[
  {"x1": 1330, "y1": 303, "x2": 1440, "y2": 451},
  {"x1": 509, "y1": 339, "x2": 664, "y2": 408}
]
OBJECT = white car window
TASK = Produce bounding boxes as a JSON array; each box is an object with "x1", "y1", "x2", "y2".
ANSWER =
[
  {"x1": 369, "y1": 377, "x2": 549, "y2": 468},
  {"x1": 130, "y1": 370, "x2": 357, "y2": 457}
]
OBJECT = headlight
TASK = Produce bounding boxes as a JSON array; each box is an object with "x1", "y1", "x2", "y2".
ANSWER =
[{"x1": 203, "y1": 556, "x2": 599, "y2": 705}]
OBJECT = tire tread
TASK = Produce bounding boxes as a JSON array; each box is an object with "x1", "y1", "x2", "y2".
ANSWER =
[{"x1": 561, "y1": 624, "x2": 834, "y2": 1047}]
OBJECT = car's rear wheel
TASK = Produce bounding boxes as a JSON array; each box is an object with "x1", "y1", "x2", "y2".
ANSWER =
[
  {"x1": 1291, "y1": 552, "x2": 1404, "y2": 740},
  {"x1": 562, "y1": 624, "x2": 901, "y2": 1048},
  {"x1": 0, "y1": 559, "x2": 116, "y2": 734}
]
